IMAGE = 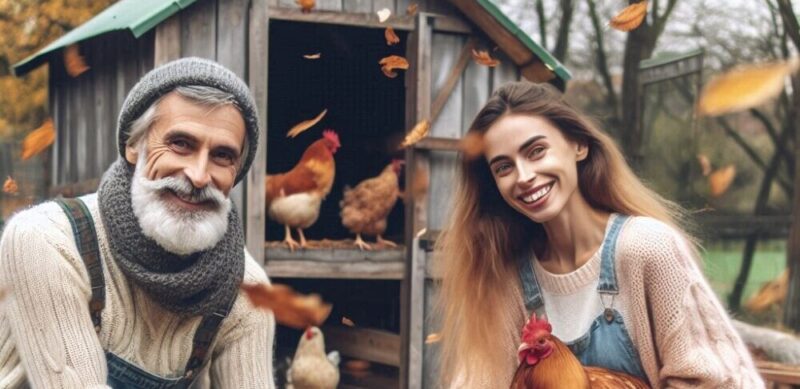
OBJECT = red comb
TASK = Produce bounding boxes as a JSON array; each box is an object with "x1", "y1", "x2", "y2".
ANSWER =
[{"x1": 521, "y1": 313, "x2": 552, "y2": 343}]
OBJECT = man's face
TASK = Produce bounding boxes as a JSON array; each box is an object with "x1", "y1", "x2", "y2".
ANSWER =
[
  {"x1": 126, "y1": 92, "x2": 246, "y2": 255},
  {"x1": 126, "y1": 92, "x2": 246, "y2": 199}
]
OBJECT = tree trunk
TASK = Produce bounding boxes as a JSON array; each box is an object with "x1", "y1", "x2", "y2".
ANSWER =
[{"x1": 784, "y1": 75, "x2": 800, "y2": 331}]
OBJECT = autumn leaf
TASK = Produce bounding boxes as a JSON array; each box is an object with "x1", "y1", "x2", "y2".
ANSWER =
[
  {"x1": 407, "y1": 3, "x2": 418, "y2": 16},
  {"x1": 3, "y1": 176, "x2": 18, "y2": 195},
  {"x1": 425, "y1": 332, "x2": 442, "y2": 344},
  {"x1": 303, "y1": 53, "x2": 322, "y2": 60},
  {"x1": 697, "y1": 154, "x2": 712, "y2": 176},
  {"x1": 296, "y1": 0, "x2": 315, "y2": 13},
  {"x1": 708, "y1": 165, "x2": 736, "y2": 198},
  {"x1": 697, "y1": 59, "x2": 800, "y2": 116},
  {"x1": 400, "y1": 119, "x2": 430, "y2": 148},
  {"x1": 64, "y1": 44, "x2": 90, "y2": 77},
  {"x1": 376, "y1": 8, "x2": 391, "y2": 22},
  {"x1": 21, "y1": 119, "x2": 55, "y2": 160},
  {"x1": 341, "y1": 316, "x2": 355, "y2": 327},
  {"x1": 379, "y1": 55, "x2": 409, "y2": 78},
  {"x1": 609, "y1": 1, "x2": 648, "y2": 32},
  {"x1": 459, "y1": 132, "x2": 485, "y2": 160},
  {"x1": 287, "y1": 109, "x2": 327, "y2": 138},
  {"x1": 472, "y1": 49, "x2": 500, "y2": 67},
  {"x1": 385, "y1": 27, "x2": 400, "y2": 46},
  {"x1": 241, "y1": 283, "x2": 332, "y2": 329}
]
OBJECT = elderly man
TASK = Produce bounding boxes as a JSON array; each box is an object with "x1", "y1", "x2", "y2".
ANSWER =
[{"x1": 0, "y1": 58, "x2": 275, "y2": 388}]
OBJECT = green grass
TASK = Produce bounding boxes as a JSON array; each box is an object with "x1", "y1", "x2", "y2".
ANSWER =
[{"x1": 700, "y1": 239, "x2": 786, "y2": 307}]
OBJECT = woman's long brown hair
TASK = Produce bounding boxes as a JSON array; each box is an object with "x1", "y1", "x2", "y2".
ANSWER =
[{"x1": 434, "y1": 81, "x2": 697, "y2": 387}]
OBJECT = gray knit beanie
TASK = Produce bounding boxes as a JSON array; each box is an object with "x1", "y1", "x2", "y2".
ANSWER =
[{"x1": 117, "y1": 57, "x2": 259, "y2": 185}]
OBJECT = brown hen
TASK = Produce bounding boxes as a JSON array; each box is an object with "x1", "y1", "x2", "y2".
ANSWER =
[{"x1": 339, "y1": 160, "x2": 402, "y2": 250}]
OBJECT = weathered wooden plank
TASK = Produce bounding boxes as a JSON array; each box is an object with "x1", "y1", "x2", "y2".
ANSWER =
[
  {"x1": 48, "y1": 63, "x2": 60, "y2": 187},
  {"x1": 49, "y1": 178, "x2": 100, "y2": 198},
  {"x1": 429, "y1": 36, "x2": 474, "y2": 126},
  {"x1": 429, "y1": 32, "x2": 464, "y2": 138},
  {"x1": 372, "y1": 0, "x2": 394, "y2": 13},
  {"x1": 181, "y1": 0, "x2": 217, "y2": 59},
  {"x1": 407, "y1": 237, "x2": 426, "y2": 388},
  {"x1": 447, "y1": 0, "x2": 536, "y2": 65},
  {"x1": 138, "y1": 31, "x2": 155, "y2": 75},
  {"x1": 266, "y1": 7, "x2": 469, "y2": 33},
  {"x1": 246, "y1": 0, "x2": 269, "y2": 264},
  {"x1": 492, "y1": 50, "x2": 519, "y2": 92},
  {"x1": 66, "y1": 76, "x2": 79, "y2": 183},
  {"x1": 401, "y1": 13, "x2": 433, "y2": 389},
  {"x1": 422, "y1": 277, "x2": 441, "y2": 387},
  {"x1": 265, "y1": 246, "x2": 404, "y2": 262},
  {"x1": 414, "y1": 136, "x2": 459, "y2": 151},
  {"x1": 154, "y1": 14, "x2": 182, "y2": 66},
  {"x1": 91, "y1": 36, "x2": 114, "y2": 176},
  {"x1": 344, "y1": 0, "x2": 372, "y2": 13},
  {"x1": 461, "y1": 46, "x2": 490, "y2": 134},
  {"x1": 264, "y1": 260, "x2": 404, "y2": 279},
  {"x1": 217, "y1": 0, "x2": 249, "y2": 219},
  {"x1": 323, "y1": 326, "x2": 401, "y2": 366},
  {"x1": 316, "y1": 0, "x2": 343, "y2": 11}
]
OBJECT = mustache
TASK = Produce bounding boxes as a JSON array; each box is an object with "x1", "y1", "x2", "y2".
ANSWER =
[{"x1": 141, "y1": 175, "x2": 227, "y2": 208}]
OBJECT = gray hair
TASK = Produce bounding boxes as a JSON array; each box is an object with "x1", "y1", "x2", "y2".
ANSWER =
[{"x1": 126, "y1": 85, "x2": 249, "y2": 165}]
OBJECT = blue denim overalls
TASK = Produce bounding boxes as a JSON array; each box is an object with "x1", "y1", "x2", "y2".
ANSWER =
[
  {"x1": 517, "y1": 214, "x2": 648, "y2": 381},
  {"x1": 57, "y1": 197, "x2": 231, "y2": 388}
]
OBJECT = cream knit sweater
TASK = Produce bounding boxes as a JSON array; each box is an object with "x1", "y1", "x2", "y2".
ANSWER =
[{"x1": 0, "y1": 194, "x2": 275, "y2": 388}]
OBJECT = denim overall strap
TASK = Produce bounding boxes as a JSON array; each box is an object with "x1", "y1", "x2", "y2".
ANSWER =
[
  {"x1": 56, "y1": 197, "x2": 231, "y2": 387},
  {"x1": 517, "y1": 245, "x2": 543, "y2": 312},
  {"x1": 55, "y1": 197, "x2": 106, "y2": 333},
  {"x1": 597, "y1": 214, "x2": 629, "y2": 294}
]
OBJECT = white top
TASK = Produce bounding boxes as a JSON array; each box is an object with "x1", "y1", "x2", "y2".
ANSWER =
[{"x1": 0, "y1": 194, "x2": 276, "y2": 388}]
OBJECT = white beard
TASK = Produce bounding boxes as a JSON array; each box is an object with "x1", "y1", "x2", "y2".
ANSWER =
[{"x1": 130, "y1": 154, "x2": 232, "y2": 256}]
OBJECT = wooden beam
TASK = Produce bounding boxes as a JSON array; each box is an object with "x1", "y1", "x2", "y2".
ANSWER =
[
  {"x1": 246, "y1": 0, "x2": 270, "y2": 265},
  {"x1": 267, "y1": 7, "x2": 470, "y2": 33},
  {"x1": 322, "y1": 326, "x2": 401, "y2": 366},
  {"x1": 154, "y1": 15, "x2": 181, "y2": 66},
  {"x1": 429, "y1": 37, "x2": 476, "y2": 125},
  {"x1": 414, "y1": 137, "x2": 460, "y2": 151},
  {"x1": 447, "y1": 0, "x2": 535, "y2": 66},
  {"x1": 264, "y1": 260, "x2": 404, "y2": 279},
  {"x1": 407, "y1": 236, "x2": 426, "y2": 388}
]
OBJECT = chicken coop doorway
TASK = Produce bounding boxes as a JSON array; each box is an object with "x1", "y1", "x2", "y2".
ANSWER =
[
  {"x1": 266, "y1": 20, "x2": 407, "y2": 243},
  {"x1": 266, "y1": 20, "x2": 409, "y2": 388}
]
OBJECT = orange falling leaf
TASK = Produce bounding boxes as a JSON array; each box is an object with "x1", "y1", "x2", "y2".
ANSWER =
[
  {"x1": 21, "y1": 119, "x2": 55, "y2": 160},
  {"x1": 303, "y1": 53, "x2": 322, "y2": 60},
  {"x1": 64, "y1": 44, "x2": 90, "y2": 77},
  {"x1": 296, "y1": 0, "x2": 315, "y2": 13},
  {"x1": 379, "y1": 55, "x2": 409, "y2": 78},
  {"x1": 400, "y1": 119, "x2": 430, "y2": 148},
  {"x1": 708, "y1": 165, "x2": 736, "y2": 198},
  {"x1": 472, "y1": 49, "x2": 500, "y2": 67},
  {"x1": 241, "y1": 283, "x2": 332, "y2": 329},
  {"x1": 287, "y1": 109, "x2": 327, "y2": 138},
  {"x1": 697, "y1": 59, "x2": 800, "y2": 116},
  {"x1": 407, "y1": 3, "x2": 418, "y2": 15},
  {"x1": 609, "y1": 1, "x2": 648, "y2": 32},
  {"x1": 3, "y1": 177, "x2": 18, "y2": 195},
  {"x1": 425, "y1": 332, "x2": 442, "y2": 344},
  {"x1": 341, "y1": 316, "x2": 355, "y2": 327},
  {"x1": 697, "y1": 154, "x2": 712, "y2": 176},
  {"x1": 385, "y1": 26, "x2": 400, "y2": 46},
  {"x1": 459, "y1": 132, "x2": 485, "y2": 161}
]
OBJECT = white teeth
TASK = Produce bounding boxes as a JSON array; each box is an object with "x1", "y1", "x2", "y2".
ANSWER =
[{"x1": 521, "y1": 184, "x2": 553, "y2": 204}]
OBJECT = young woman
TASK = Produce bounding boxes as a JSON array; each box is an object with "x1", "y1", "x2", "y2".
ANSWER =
[{"x1": 435, "y1": 82, "x2": 763, "y2": 388}]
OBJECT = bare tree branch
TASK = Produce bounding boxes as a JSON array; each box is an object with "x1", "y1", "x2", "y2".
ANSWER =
[
  {"x1": 552, "y1": 0, "x2": 575, "y2": 62},
  {"x1": 535, "y1": 0, "x2": 548, "y2": 50},
  {"x1": 776, "y1": 0, "x2": 800, "y2": 52},
  {"x1": 750, "y1": 107, "x2": 796, "y2": 177},
  {"x1": 587, "y1": 0, "x2": 619, "y2": 118}
]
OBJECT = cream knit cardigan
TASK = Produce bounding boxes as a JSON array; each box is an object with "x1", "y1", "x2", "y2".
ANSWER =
[{"x1": 0, "y1": 194, "x2": 275, "y2": 388}]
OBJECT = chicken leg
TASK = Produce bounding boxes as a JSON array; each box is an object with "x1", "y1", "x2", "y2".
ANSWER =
[
  {"x1": 284, "y1": 224, "x2": 301, "y2": 252},
  {"x1": 375, "y1": 235, "x2": 397, "y2": 248},
  {"x1": 353, "y1": 233, "x2": 372, "y2": 251},
  {"x1": 297, "y1": 228, "x2": 309, "y2": 249}
]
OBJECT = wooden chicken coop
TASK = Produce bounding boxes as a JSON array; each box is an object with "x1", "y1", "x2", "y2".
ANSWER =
[{"x1": 13, "y1": 0, "x2": 570, "y2": 387}]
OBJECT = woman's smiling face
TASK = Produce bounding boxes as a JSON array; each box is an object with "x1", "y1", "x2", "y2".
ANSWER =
[{"x1": 483, "y1": 114, "x2": 587, "y2": 223}]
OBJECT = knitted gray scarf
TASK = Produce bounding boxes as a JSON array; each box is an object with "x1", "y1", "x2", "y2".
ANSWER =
[{"x1": 97, "y1": 159, "x2": 244, "y2": 316}]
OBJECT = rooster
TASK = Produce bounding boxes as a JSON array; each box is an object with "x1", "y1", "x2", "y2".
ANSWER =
[
  {"x1": 339, "y1": 160, "x2": 403, "y2": 250},
  {"x1": 511, "y1": 313, "x2": 650, "y2": 389},
  {"x1": 286, "y1": 327, "x2": 340, "y2": 389},
  {"x1": 266, "y1": 130, "x2": 340, "y2": 251}
]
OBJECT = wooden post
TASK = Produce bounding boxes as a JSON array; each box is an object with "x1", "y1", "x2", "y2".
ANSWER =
[
  {"x1": 246, "y1": 0, "x2": 270, "y2": 265},
  {"x1": 784, "y1": 75, "x2": 800, "y2": 330},
  {"x1": 401, "y1": 12, "x2": 432, "y2": 389}
]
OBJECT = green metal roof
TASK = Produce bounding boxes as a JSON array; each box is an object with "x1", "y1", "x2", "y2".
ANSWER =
[
  {"x1": 13, "y1": 0, "x2": 196, "y2": 76},
  {"x1": 477, "y1": 0, "x2": 571, "y2": 81}
]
